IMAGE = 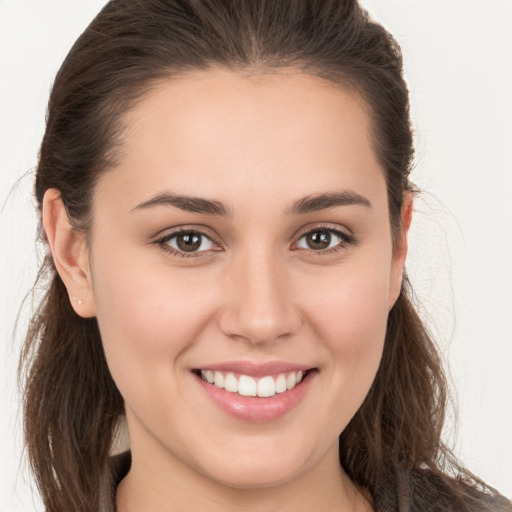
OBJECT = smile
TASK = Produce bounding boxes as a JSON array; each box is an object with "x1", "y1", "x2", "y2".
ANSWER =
[
  {"x1": 199, "y1": 370, "x2": 305, "y2": 397},
  {"x1": 193, "y1": 364, "x2": 316, "y2": 421}
]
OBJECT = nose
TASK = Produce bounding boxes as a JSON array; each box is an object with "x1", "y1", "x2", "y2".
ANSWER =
[{"x1": 218, "y1": 249, "x2": 302, "y2": 346}]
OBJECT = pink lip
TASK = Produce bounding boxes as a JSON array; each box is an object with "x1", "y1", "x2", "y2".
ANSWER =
[{"x1": 194, "y1": 367, "x2": 316, "y2": 422}]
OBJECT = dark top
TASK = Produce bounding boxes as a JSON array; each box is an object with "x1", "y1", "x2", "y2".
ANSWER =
[
  {"x1": 100, "y1": 451, "x2": 132, "y2": 512},
  {"x1": 101, "y1": 451, "x2": 511, "y2": 512}
]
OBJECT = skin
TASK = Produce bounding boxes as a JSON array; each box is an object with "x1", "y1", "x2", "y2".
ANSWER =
[{"x1": 43, "y1": 69, "x2": 412, "y2": 511}]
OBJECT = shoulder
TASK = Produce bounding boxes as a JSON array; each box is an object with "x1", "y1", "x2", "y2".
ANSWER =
[
  {"x1": 99, "y1": 451, "x2": 132, "y2": 512},
  {"x1": 407, "y1": 468, "x2": 512, "y2": 512},
  {"x1": 110, "y1": 450, "x2": 132, "y2": 483},
  {"x1": 373, "y1": 468, "x2": 511, "y2": 512}
]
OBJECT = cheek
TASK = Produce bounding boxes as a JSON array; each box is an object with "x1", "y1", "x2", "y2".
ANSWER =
[
  {"x1": 90, "y1": 248, "x2": 218, "y2": 386},
  {"x1": 298, "y1": 256, "x2": 391, "y2": 414},
  {"x1": 302, "y1": 258, "x2": 392, "y2": 349}
]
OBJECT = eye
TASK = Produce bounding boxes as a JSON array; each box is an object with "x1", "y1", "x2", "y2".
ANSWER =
[
  {"x1": 295, "y1": 227, "x2": 353, "y2": 252},
  {"x1": 157, "y1": 229, "x2": 218, "y2": 257}
]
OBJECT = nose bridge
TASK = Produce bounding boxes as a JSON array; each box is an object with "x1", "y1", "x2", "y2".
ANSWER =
[{"x1": 219, "y1": 243, "x2": 301, "y2": 345}]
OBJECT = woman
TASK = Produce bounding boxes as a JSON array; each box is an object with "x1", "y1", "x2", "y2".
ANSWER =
[{"x1": 18, "y1": 0, "x2": 511, "y2": 511}]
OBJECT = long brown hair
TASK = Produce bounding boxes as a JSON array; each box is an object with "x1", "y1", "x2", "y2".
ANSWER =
[{"x1": 20, "y1": 1, "x2": 510, "y2": 511}]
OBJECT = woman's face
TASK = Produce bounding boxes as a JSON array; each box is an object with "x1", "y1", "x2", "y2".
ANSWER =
[{"x1": 87, "y1": 69, "x2": 408, "y2": 488}]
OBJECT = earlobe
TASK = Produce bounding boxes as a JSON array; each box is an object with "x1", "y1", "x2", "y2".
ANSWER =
[
  {"x1": 388, "y1": 191, "x2": 413, "y2": 309},
  {"x1": 42, "y1": 189, "x2": 96, "y2": 318}
]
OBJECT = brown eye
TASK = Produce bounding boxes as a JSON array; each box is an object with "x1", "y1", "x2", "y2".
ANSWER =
[
  {"x1": 176, "y1": 233, "x2": 202, "y2": 252},
  {"x1": 162, "y1": 230, "x2": 215, "y2": 255},
  {"x1": 305, "y1": 230, "x2": 332, "y2": 250},
  {"x1": 296, "y1": 228, "x2": 352, "y2": 252}
]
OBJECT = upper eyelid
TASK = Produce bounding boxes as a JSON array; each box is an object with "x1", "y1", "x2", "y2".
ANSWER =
[
  {"x1": 154, "y1": 225, "x2": 220, "y2": 245},
  {"x1": 155, "y1": 223, "x2": 351, "y2": 241},
  {"x1": 292, "y1": 223, "x2": 353, "y2": 242},
  {"x1": 153, "y1": 223, "x2": 216, "y2": 237}
]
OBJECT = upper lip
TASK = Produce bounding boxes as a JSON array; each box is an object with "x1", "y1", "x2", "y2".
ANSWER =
[{"x1": 194, "y1": 360, "x2": 315, "y2": 378}]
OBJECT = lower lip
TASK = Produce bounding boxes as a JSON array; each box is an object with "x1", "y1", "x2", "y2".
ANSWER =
[{"x1": 194, "y1": 371, "x2": 315, "y2": 422}]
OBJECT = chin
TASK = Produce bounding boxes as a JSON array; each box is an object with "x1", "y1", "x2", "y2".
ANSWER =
[
  {"x1": 206, "y1": 463, "x2": 303, "y2": 490},
  {"x1": 193, "y1": 443, "x2": 316, "y2": 490}
]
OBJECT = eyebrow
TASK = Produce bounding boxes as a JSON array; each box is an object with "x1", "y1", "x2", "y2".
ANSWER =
[
  {"x1": 132, "y1": 193, "x2": 231, "y2": 216},
  {"x1": 132, "y1": 190, "x2": 371, "y2": 216},
  {"x1": 286, "y1": 191, "x2": 372, "y2": 215}
]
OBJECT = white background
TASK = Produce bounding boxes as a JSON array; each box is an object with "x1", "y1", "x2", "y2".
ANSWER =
[{"x1": 1, "y1": 1, "x2": 511, "y2": 510}]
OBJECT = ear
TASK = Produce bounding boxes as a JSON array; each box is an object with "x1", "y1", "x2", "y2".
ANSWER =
[
  {"x1": 388, "y1": 191, "x2": 413, "y2": 309},
  {"x1": 42, "y1": 189, "x2": 96, "y2": 318}
]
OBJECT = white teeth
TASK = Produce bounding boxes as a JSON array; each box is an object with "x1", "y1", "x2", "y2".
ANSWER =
[
  {"x1": 224, "y1": 373, "x2": 239, "y2": 393},
  {"x1": 275, "y1": 374, "x2": 287, "y2": 393},
  {"x1": 199, "y1": 370, "x2": 308, "y2": 397},
  {"x1": 257, "y1": 376, "x2": 276, "y2": 397},
  {"x1": 214, "y1": 371, "x2": 224, "y2": 388},
  {"x1": 239, "y1": 375, "x2": 257, "y2": 396},
  {"x1": 286, "y1": 372, "x2": 296, "y2": 390}
]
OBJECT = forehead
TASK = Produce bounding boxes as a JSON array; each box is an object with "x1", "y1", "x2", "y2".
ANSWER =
[{"x1": 99, "y1": 68, "x2": 385, "y2": 212}]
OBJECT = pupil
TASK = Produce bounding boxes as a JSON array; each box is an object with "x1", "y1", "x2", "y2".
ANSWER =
[
  {"x1": 307, "y1": 231, "x2": 331, "y2": 250},
  {"x1": 177, "y1": 233, "x2": 201, "y2": 252}
]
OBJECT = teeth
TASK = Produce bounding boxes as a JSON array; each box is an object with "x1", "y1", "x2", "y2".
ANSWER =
[
  {"x1": 275, "y1": 374, "x2": 287, "y2": 393},
  {"x1": 214, "y1": 371, "x2": 224, "y2": 388},
  {"x1": 199, "y1": 370, "x2": 307, "y2": 397},
  {"x1": 224, "y1": 373, "x2": 239, "y2": 393},
  {"x1": 239, "y1": 375, "x2": 257, "y2": 396},
  {"x1": 286, "y1": 372, "x2": 296, "y2": 390},
  {"x1": 257, "y1": 376, "x2": 276, "y2": 397}
]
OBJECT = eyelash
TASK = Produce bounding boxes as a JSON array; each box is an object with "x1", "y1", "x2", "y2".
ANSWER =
[{"x1": 154, "y1": 224, "x2": 355, "y2": 259}]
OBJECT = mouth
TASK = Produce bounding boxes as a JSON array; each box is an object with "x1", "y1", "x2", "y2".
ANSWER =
[
  {"x1": 191, "y1": 361, "x2": 317, "y2": 421},
  {"x1": 193, "y1": 369, "x2": 312, "y2": 398}
]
